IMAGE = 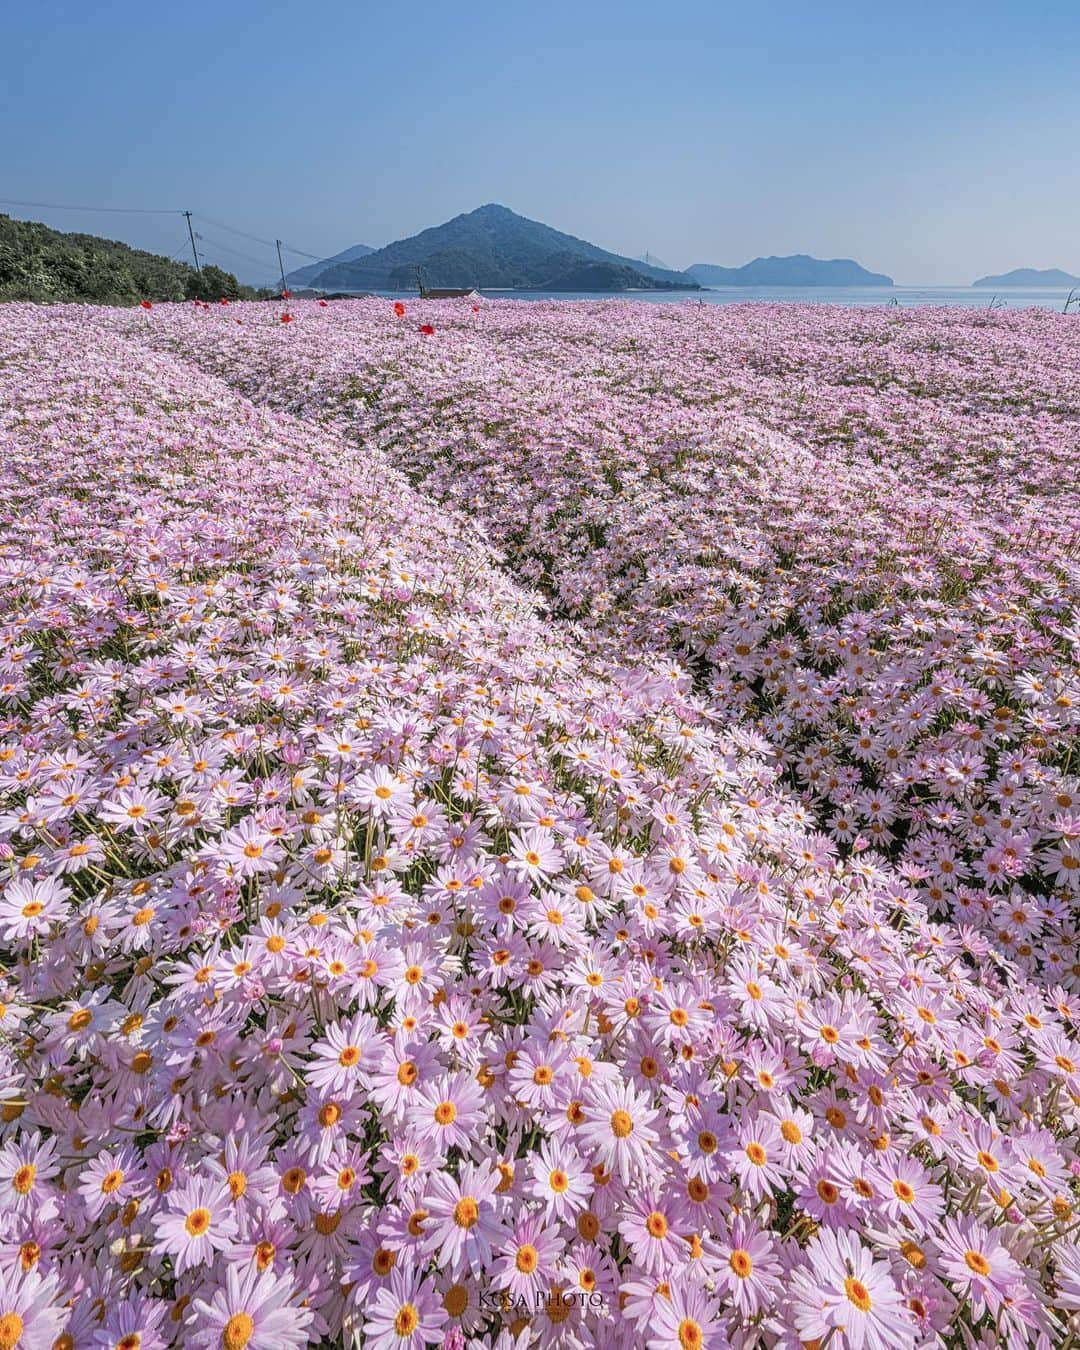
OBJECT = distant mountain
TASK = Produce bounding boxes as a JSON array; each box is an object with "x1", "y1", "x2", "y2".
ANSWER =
[
  {"x1": 285, "y1": 243, "x2": 375, "y2": 289},
  {"x1": 687, "y1": 254, "x2": 893, "y2": 287},
  {"x1": 309, "y1": 205, "x2": 698, "y2": 292},
  {"x1": 0, "y1": 213, "x2": 256, "y2": 305},
  {"x1": 972, "y1": 267, "x2": 1079, "y2": 288},
  {"x1": 635, "y1": 252, "x2": 673, "y2": 271}
]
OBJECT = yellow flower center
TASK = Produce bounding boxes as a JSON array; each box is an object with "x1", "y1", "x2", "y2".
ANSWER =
[
  {"x1": 729, "y1": 1249, "x2": 753, "y2": 1278},
  {"x1": 223, "y1": 1311, "x2": 255, "y2": 1350},
  {"x1": 0, "y1": 1314, "x2": 24, "y2": 1350},
  {"x1": 282, "y1": 1167, "x2": 305, "y2": 1195},
  {"x1": 844, "y1": 1277, "x2": 872, "y2": 1311},
  {"x1": 453, "y1": 1198, "x2": 479, "y2": 1228},
  {"x1": 394, "y1": 1304, "x2": 419, "y2": 1335},
  {"x1": 610, "y1": 1109, "x2": 633, "y2": 1138}
]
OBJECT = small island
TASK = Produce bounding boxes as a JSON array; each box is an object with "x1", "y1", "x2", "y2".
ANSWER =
[
  {"x1": 687, "y1": 254, "x2": 893, "y2": 287},
  {"x1": 972, "y1": 267, "x2": 1079, "y2": 288}
]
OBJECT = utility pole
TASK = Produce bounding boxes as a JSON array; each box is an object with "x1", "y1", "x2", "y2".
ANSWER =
[
  {"x1": 276, "y1": 239, "x2": 288, "y2": 295},
  {"x1": 184, "y1": 211, "x2": 202, "y2": 288}
]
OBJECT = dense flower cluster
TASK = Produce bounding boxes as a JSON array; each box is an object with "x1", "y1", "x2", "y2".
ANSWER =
[
  {"x1": 145, "y1": 299, "x2": 1080, "y2": 988},
  {"x1": 0, "y1": 299, "x2": 1077, "y2": 1349}
]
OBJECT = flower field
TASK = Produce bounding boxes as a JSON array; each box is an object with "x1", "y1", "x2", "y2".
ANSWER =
[{"x1": 0, "y1": 297, "x2": 1078, "y2": 1349}]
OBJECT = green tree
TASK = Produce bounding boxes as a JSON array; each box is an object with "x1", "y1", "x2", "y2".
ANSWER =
[
  {"x1": 186, "y1": 264, "x2": 244, "y2": 302},
  {"x1": 0, "y1": 214, "x2": 256, "y2": 305}
]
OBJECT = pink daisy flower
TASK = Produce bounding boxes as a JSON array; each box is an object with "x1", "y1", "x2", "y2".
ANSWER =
[
  {"x1": 77, "y1": 1145, "x2": 145, "y2": 1221},
  {"x1": 0, "y1": 1265, "x2": 68, "y2": 1350},
  {"x1": 527, "y1": 1138, "x2": 592, "y2": 1221},
  {"x1": 713, "y1": 1215, "x2": 784, "y2": 1319},
  {"x1": 421, "y1": 1161, "x2": 506, "y2": 1279},
  {"x1": 153, "y1": 1175, "x2": 239, "y2": 1276},
  {"x1": 507, "y1": 826, "x2": 564, "y2": 880},
  {"x1": 187, "y1": 1261, "x2": 313, "y2": 1348},
  {"x1": 408, "y1": 1073, "x2": 486, "y2": 1152},
  {"x1": 728, "y1": 1115, "x2": 787, "y2": 1201},
  {"x1": 308, "y1": 1011, "x2": 383, "y2": 1096},
  {"x1": 578, "y1": 1078, "x2": 661, "y2": 1185},
  {"x1": 91, "y1": 1294, "x2": 170, "y2": 1350},
  {"x1": 0, "y1": 1132, "x2": 60, "y2": 1217},
  {"x1": 363, "y1": 1269, "x2": 447, "y2": 1350},
  {"x1": 0, "y1": 875, "x2": 69, "y2": 942},
  {"x1": 491, "y1": 1214, "x2": 565, "y2": 1301},
  {"x1": 787, "y1": 1227, "x2": 917, "y2": 1350},
  {"x1": 618, "y1": 1192, "x2": 681, "y2": 1276},
  {"x1": 645, "y1": 1279, "x2": 726, "y2": 1349},
  {"x1": 937, "y1": 1214, "x2": 1028, "y2": 1321}
]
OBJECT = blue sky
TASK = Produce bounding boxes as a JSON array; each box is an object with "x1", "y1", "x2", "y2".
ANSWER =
[{"x1": 3, "y1": 1, "x2": 1078, "y2": 285}]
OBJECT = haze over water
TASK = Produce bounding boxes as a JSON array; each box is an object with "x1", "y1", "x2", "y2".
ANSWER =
[{"x1": 369, "y1": 286, "x2": 1078, "y2": 310}]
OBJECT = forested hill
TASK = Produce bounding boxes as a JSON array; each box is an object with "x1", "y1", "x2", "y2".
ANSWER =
[
  {"x1": 0, "y1": 214, "x2": 257, "y2": 304},
  {"x1": 309, "y1": 204, "x2": 698, "y2": 291}
]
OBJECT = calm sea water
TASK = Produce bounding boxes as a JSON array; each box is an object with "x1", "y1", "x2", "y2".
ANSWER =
[{"x1": 368, "y1": 286, "x2": 1077, "y2": 311}]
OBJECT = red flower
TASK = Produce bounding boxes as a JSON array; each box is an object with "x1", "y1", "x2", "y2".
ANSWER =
[
  {"x1": 280, "y1": 313, "x2": 293, "y2": 324},
  {"x1": 418, "y1": 323, "x2": 435, "y2": 335},
  {"x1": 318, "y1": 299, "x2": 329, "y2": 307},
  {"x1": 219, "y1": 298, "x2": 229, "y2": 306},
  {"x1": 281, "y1": 290, "x2": 292, "y2": 300},
  {"x1": 139, "y1": 300, "x2": 153, "y2": 310},
  {"x1": 393, "y1": 301, "x2": 406, "y2": 317},
  {"x1": 472, "y1": 304, "x2": 480, "y2": 312}
]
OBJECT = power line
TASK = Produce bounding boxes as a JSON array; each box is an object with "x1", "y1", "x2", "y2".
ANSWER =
[
  {"x1": 2, "y1": 197, "x2": 334, "y2": 269},
  {"x1": 194, "y1": 213, "x2": 280, "y2": 250},
  {"x1": 277, "y1": 241, "x2": 328, "y2": 263},
  {"x1": 0, "y1": 197, "x2": 183, "y2": 215},
  {"x1": 194, "y1": 214, "x2": 327, "y2": 263},
  {"x1": 194, "y1": 230, "x2": 277, "y2": 272}
]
